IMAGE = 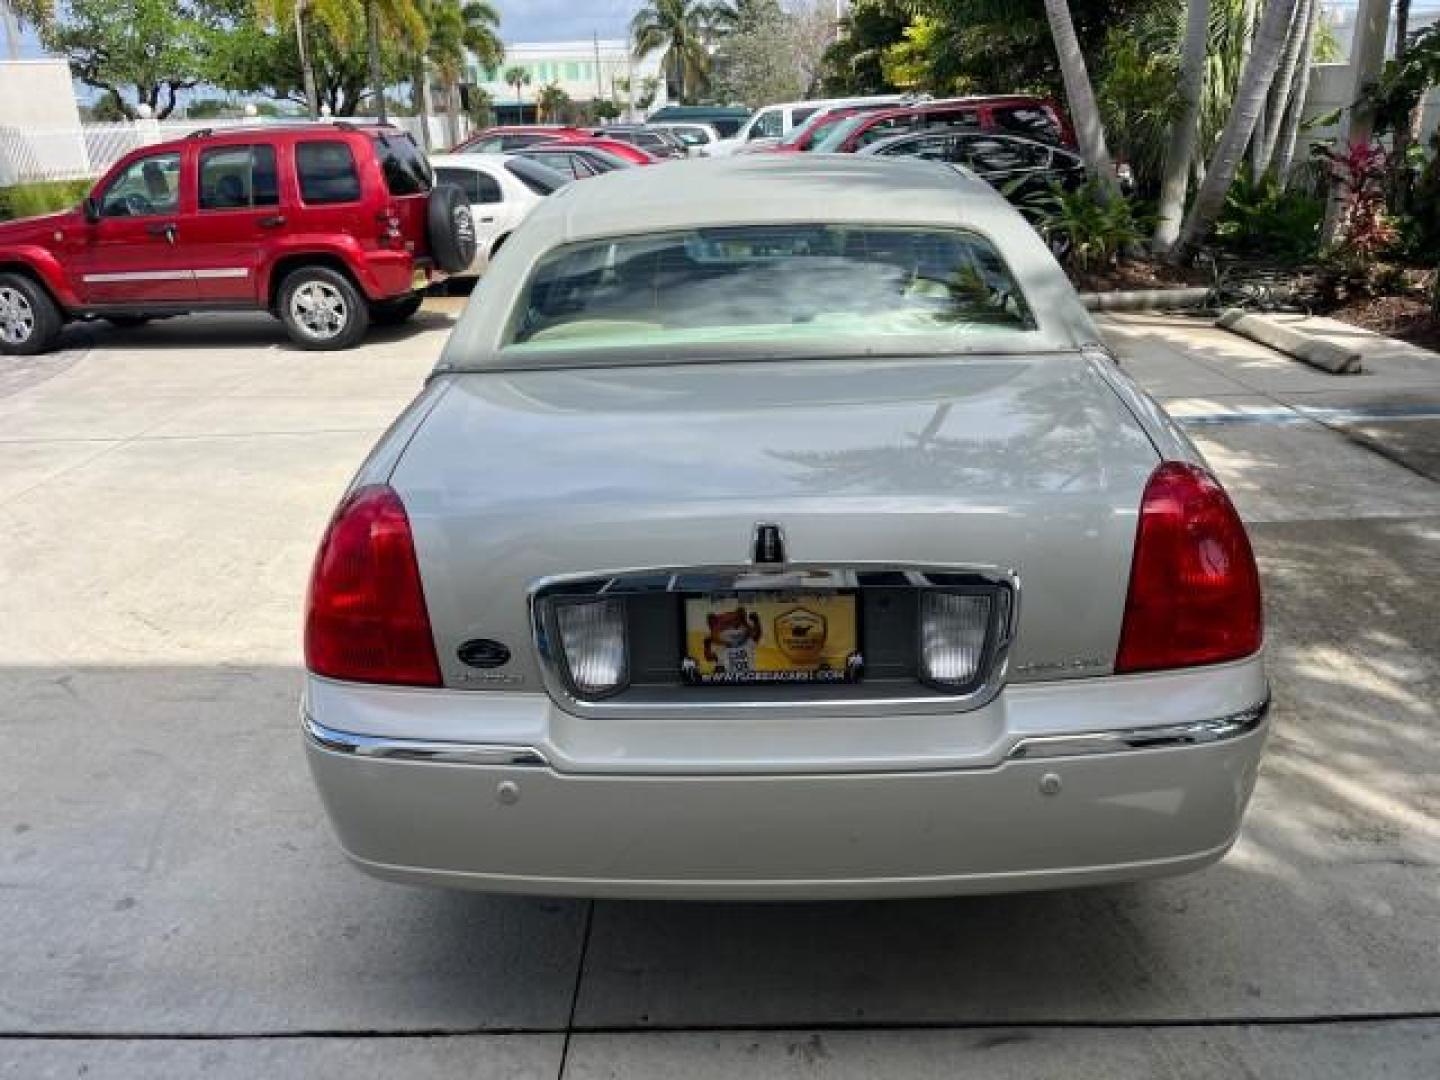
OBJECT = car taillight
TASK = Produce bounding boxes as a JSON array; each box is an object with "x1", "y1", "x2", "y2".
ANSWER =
[
  {"x1": 376, "y1": 207, "x2": 403, "y2": 245},
  {"x1": 1115, "y1": 462, "x2": 1262, "y2": 674},
  {"x1": 304, "y1": 484, "x2": 441, "y2": 687}
]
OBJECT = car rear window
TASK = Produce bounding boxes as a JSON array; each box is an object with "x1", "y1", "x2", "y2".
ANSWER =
[
  {"x1": 296, "y1": 141, "x2": 361, "y2": 204},
  {"x1": 435, "y1": 165, "x2": 501, "y2": 203},
  {"x1": 373, "y1": 132, "x2": 432, "y2": 195},
  {"x1": 992, "y1": 106, "x2": 1063, "y2": 145},
  {"x1": 508, "y1": 225, "x2": 1035, "y2": 353},
  {"x1": 505, "y1": 158, "x2": 567, "y2": 195}
]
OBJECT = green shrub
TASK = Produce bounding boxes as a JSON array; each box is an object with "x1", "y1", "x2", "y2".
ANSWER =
[
  {"x1": 1012, "y1": 180, "x2": 1152, "y2": 271},
  {"x1": 0, "y1": 179, "x2": 94, "y2": 222},
  {"x1": 1214, "y1": 173, "x2": 1323, "y2": 260}
]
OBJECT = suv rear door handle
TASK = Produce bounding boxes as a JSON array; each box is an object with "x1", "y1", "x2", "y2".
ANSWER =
[
  {"x1": 257, "y1": 214, "x2": 287, "y2": 229},
  {"x1": 146, "y1": 222, "x2": 177, "y2": 243}
]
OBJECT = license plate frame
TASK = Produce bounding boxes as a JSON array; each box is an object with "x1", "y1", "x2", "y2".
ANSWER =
[{"x1": 680, "y1": 590, "x2": 861, "y2": 686}]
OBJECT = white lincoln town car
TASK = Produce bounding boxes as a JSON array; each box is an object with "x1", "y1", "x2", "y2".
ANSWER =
[{"x1": 301, "y1": 156, "x2": 1268, "y2": 899}]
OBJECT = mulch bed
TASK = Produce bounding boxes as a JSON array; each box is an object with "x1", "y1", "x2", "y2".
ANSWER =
[
  {"x1": 1327, "y1": 293, "x2": 1440, "y2": 352},
  {"x1": 1071, "y1": 260, "x2": 1209, "y2": 293}
]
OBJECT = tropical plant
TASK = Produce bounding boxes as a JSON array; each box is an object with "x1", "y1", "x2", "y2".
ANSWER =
[
  {"x1": 1269, "y1": 0, "x2": 1321, "y2": 185},
  {"x1": 427, "y1": 0, "x2": 502, "y2": 147},
  {"x1": 1097, "y1": 28, "x2": 1182, "y2": 199},
  {"x1": 819, "y1": 0, "x2": 909, "y2": 94},
  {"x1": 1249, "y1": 0, "x2": 1311, "y2": 177},
  {"x1": 1013, "y1": 180, "x2": 1152, "y2": 270},
  {"x1": 1213, "y1": 171, "x2": 1322, "y2": 257},
  {"x1": 1172, "y1": 0, "x2": 1297, "y2": 262},
  {"x1": 631, "y1": 0, "x2": 712, "y2": 103},
  {"x1": 1315, "y1": 141, "x2": 1397, "y2": 263},
  {"x1": 535, "y1": 80, "x2": 570, "y2": 122},
  {"x1": 503, "y1": 63, "x2": 531, "y2": 106},
  {"x1": 363, "y1": 0, "x2": 427, "y2": 121},
  {"x1": 215, "y1": 8, "x2": 407, "y2": 116},
  {"x1": 636, "y1": 75, "x2": 660, "y2": 111}
]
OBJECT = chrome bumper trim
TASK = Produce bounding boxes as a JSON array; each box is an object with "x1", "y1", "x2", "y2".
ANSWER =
[
  {"x1": 302, "y1": 712, "x2": 550, "y2": 767},
  {"x1": 1006, "y1": 698, "x2": 1270, "y2": 761}
]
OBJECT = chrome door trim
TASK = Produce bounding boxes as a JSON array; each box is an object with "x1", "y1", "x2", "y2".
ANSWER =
[
  {"x1": 528, "y1": 561, "x2": 1020, "y2": 720},
  {"x1": 80, "y1": 270, "x2": 193, "y2": 283},
  {"x1": 302, "y1": 711, "x2": 550, "y2": 767},
  {"x1": 1006, "y1": 697, "x2": 1270, "y2": 760}
]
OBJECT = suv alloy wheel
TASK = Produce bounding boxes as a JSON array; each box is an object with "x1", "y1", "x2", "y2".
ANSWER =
[
  {"x1": 0, "y1": 273, "x2": 63, "y2": 356},
  {"x1": 278, "y1": 266, "x2": 370, "y2": 351}
]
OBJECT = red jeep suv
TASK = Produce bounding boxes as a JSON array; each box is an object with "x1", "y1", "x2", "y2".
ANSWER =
[{"x1": 0, "y1": 123, "x2": 477, "y2": 354}]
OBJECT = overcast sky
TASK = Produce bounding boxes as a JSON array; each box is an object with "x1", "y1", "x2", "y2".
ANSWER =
[{"x1": 493, "y1": 0, "x2": 637, "y2": 43}]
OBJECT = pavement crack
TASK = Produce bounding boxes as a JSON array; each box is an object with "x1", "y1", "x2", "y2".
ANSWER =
[{"x1": 557, "y1": 900, "x2": 597, "y2": 1078}]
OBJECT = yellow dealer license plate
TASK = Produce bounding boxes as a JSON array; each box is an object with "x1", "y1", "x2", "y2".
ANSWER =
[{"x1": 682, "y1": 592, "x2": 859, "y2": 685}]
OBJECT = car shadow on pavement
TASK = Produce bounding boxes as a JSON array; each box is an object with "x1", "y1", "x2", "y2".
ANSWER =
[{"x1": 79, "y1": 310, "x2": 456, "y2": 354}]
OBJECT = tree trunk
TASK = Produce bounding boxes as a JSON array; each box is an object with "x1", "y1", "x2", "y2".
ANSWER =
[
  {"x1": 1041, "y1": 0, "x2": 1119, "y2": 197},
  {"x1": 294, "y1": 0, "x2": 320, "y2": 119},
  {"x1": 1272, "y1": 0, "x2": 1319, "y2": 187},
  {"x1": 412, "y1": 58, "x2": 432, "y2": 151},
  {"x1": 366, "y1": 0, "x2": 387, "y2": 122},
  {"x1": 1390, "y1": 0, "x2": 1414, "y2": 205},
  {"x1": 444, "y1": 79, "x2": 461, "y2": 148},
  {"x1": 1253, "y1": 0, "x2": 1312, "y2": 177},
  {"x1": 1153, "y1": 0, "x2": 1211, "y2": 252},
  {"x1": 1320, "y1": 0, "x2": 1390, "y2": 245},
  {"x1": 1173, "y1": 0, "x2": 1302, "y2": 261}
]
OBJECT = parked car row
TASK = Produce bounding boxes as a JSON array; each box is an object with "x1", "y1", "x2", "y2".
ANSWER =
[{"x1": 0, "y1": 98, "x2": 1098, "y2": 357}]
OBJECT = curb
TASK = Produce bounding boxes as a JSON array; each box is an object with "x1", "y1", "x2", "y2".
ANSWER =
[
  {"x1": 1215, "y1": 309, "x2": 1363, "y2": 374},
  {"x1": 1079, "y1": 287, "x2": 1210, "y2": 312}
]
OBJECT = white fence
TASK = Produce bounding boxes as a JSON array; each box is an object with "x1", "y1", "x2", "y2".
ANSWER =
[{"x1": 0, "y1": 114, "x2": 462, "y2": 187}]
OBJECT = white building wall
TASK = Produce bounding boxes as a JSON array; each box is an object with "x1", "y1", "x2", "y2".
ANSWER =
[
  {"x1": 0, "y1": 59, "x2": 87, "y2": 185},
  {"x1": 469, "y1": 40, "x2": 669, "y2": 117}
]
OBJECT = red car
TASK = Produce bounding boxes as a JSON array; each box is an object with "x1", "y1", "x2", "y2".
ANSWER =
[
  {"x1": 552, "y1": 137, "x2": 658, "y2": 165},
  {"x1": 767, "y1": 106, "x2": 871, "y2": 153},
  {"x1": 778, "y1": 96, "x2": 1077, "y2": 154},
  {"x1": 0, "y1": 123, "x2": 476, "y2": 354},
  {"x1": 453, "y1": 126, "x2": 586, "y2": 153}
]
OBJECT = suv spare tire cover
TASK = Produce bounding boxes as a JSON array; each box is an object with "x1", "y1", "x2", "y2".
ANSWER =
[{"x1": 427, "y1": 184, "x2": 478, "y2": 273}]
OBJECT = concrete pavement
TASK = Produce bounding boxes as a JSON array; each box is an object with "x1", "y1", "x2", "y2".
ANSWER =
[{"x1": 1, "y1": 308, "x2": 1436, "y2": 1076}]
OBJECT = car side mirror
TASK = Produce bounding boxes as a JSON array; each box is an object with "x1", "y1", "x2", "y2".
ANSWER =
[{"x1": 82, "y1": 197, "x2": 100, "y2": 223}]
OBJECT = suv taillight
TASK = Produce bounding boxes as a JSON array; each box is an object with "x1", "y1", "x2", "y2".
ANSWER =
[
  {"x1": 304, "y1": 484, "x2": 441, "y2": 687},
  {"x1": 376, "y1": 207, "x2": 403, "y2": 245},
  {"x1": 1115, "y1": 462, "x2": 1262, "y2": 674}
]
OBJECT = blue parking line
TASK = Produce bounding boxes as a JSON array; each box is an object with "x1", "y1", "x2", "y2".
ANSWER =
[{"x1": 1177, "y1": 404, "x2": 1440, "y2": 428}]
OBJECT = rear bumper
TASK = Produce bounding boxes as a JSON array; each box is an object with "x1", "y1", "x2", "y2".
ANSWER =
[{"x1": 303, "y1": 701, "x2": 1268, "y2": 900}]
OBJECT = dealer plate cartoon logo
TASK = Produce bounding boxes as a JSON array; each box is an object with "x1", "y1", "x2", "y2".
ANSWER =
[{"x1": 775, "y1": 607, "x2": 828, "y2": 664}]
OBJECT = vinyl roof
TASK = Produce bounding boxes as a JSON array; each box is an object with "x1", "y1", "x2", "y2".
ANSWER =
[{"x1": 534, "y1": 154, "x2": 1011, "y2": 243}]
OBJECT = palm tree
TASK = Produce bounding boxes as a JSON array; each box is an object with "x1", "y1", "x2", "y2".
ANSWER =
[
  {"x1": 364, "y1": 0, "x2": 427, "y2": 122},
  {"x1": 1270, "y1": 0, "x2": 1320, "y2": 186},
  {"x1": 1153, "y1": 0, "x2": 1211, "y2": 251},
  {"x1": 256, "y1": 0, "x2": 357, "y2": 117},
  {"x1": 1040, "y1": 0, "x2": 1120, "y2": 199},
  {"x1": 631, "y1": 0, "x2": 713, "y2": 104},
  {"x1": 503, "y1": 64, "x2": 531, "y2": 111},
  {"x1": 427, "y1": 0, "x2": 503, "y2": 147},
  {"x1": 536, "y1": 81, "x2": 570, "y2": 122},
  {"x1": 1173, "y1": 0, "x2": 1300, "y2": 260},
  {"x1": 1252, "y1": 0, "x2": 1312, "y2": 177}
]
